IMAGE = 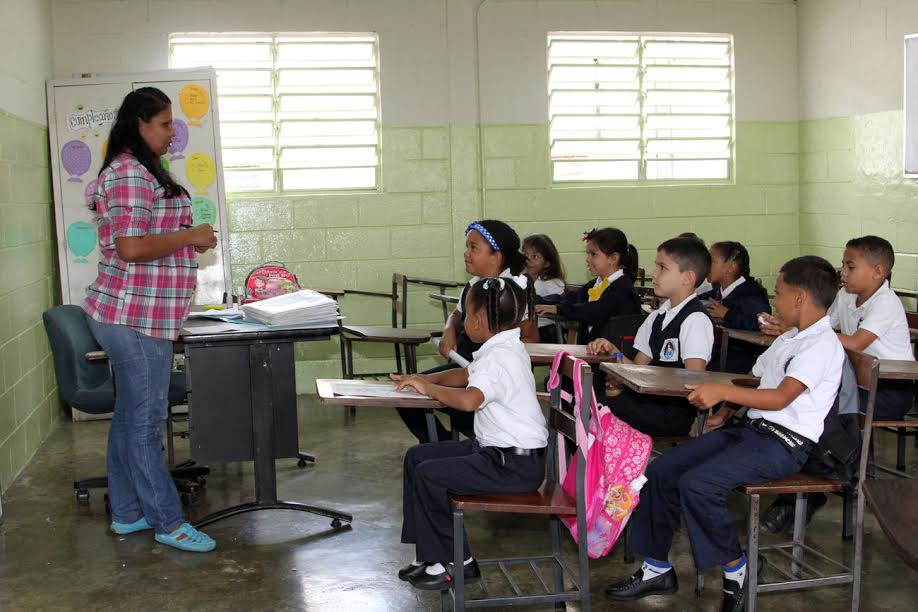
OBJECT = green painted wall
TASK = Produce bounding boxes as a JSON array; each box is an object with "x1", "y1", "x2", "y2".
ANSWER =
[
  {"x1": 799, "y1": 112, "x2": 918, "y2": 306},
  {"x1": 226, "y1": 120, "x2": 800, "y2": 391},
  {"x1": 0, "y1": 111, "x2": 59, "y2": 492}
]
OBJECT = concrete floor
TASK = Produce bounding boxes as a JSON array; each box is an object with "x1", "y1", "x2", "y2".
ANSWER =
[{"x1": 0, "y1": 397, "x2": 916, "y2": 611}]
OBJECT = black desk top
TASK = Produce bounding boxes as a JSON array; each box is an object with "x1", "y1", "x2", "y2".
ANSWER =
[{"x1": 180, "y1": 319, "x2": 338, "y2": 344}]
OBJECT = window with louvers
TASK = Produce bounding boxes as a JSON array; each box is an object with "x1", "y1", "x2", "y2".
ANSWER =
[
  {"x1": 548, "y1": 33, "x2": 734, "y2": 183},
  {"x1": 170, "y1": 33, "x2": 381, "y2": 192}
]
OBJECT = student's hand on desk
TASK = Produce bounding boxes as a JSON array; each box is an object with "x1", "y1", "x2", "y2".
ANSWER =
[
  {"x1": 390, "y1": 373, "x2": 429, "y2": 394},
  {"x1": 758, "y1": 312, "x2": 788, "y2": 337},
  {"x1": 534, "y1": 304, "x2": 557, "y2": 316},
  {"x1": 685, "y1": 383, "x2": 729, "y2": 409},
  {"x1": 587, "y1": 338, "x2": 618, "y2": 355},
  {"x1": 705, "y1": 299, "x2": 728, "y2": 319}
]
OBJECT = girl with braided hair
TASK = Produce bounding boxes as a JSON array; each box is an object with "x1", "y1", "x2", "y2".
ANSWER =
[
  {"x1": 392, "y1": 277, "x2": 546, "y2": 591},
  {"x1": 699, "y1": 240, "x2": 772, "y2": 373}
]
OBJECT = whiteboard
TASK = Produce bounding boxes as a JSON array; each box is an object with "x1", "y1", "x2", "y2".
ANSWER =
[
  {"x1": 906, "y1": 34, "x2": 918, "y2": 177},
  {"x1": 46, "y1": 68, "x2": 231, "y2": 306}
]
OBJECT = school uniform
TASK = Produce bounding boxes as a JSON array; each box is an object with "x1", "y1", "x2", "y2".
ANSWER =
[
  {"x1": 699, "y1": 277, "x2": 773, "y2": 374},
  {"x1": 695, "y1": 279, "x2": 713, "y2": 296},
  {"x1": 533, "y1": 277, "x2": 566, "y2": 343},
  {"x1": 629, "y1": 316, "x2": 844, "y2": 570},
  {"x1": 556, "y1": 270, "x2": 642, "y2": 344},
  {"x1": 829, "y1": 282, "x2": 915, "y2": 420},
  {"x1": 608, "y1": 294, "x2": 714, "y2": 437},
  {"x1": 401, "y1": 328, "x2": 548, "y2": 563},
  {"x1": 396, "y1": 268, "x2": 524, "y2": 442}
]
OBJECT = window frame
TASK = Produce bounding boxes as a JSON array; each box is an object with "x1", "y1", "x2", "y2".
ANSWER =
[
  {"x1": 547, "y1": 32, "x2": 736, "y2": 187},
  {"x1": 169, "y1": 32, "x2": 382, "y2": 194}
]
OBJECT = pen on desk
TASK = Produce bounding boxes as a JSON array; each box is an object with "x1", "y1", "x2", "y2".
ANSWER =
[{"x1": 180, "y1": 224, "x2": 218, "y2": 233}]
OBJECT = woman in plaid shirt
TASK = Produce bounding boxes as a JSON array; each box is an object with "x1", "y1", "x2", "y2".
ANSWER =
[{"x1": 82, "y1": 88, "x2": 218, "y2": 552}]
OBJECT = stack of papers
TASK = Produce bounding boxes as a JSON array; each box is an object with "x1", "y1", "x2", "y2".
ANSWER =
[{"x1": 241, "y1": 289, "x2": 339, "y2": 326}]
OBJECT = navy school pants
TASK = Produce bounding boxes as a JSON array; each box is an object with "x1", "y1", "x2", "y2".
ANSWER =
[{"x1": 629, "y1": 425, "x2": 809, "y2": 570}]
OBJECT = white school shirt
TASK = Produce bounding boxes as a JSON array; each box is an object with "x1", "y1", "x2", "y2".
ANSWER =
[
  {"x1": 695, "y1": 279, "x2": 713, "y2": 296},
  {"x1": 534, "y1": 277, "x2": 565, "y2": 328},
  {"x1": 827, "y1": 282, "x2": 914, "y2": 361},
  {"x1": 634, "y1": 294, "x2": 714, "y2": 364},
  {"x1": 467, "y1": 327, "x2": 549, "y2": 449},
  {"x1": 748, "y1": 316, "x2": 844, "y2": 442},
  {"x1": 719, "y1": 276, "x2": 746, "y2": 300}
]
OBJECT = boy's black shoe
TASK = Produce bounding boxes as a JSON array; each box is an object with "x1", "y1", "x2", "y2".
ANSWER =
[
  {"x1": 721, "y1": 555, "x2": 769, "y2": 612},
  {"x1": 398, "y1": 562, "x2": 429, "y2": 581},
  {"x1": 409, "y1": 560, "x2": 481, "y2": 591},
  {"x1": 760, "y1": 502, "x2": 793, "y2": 534},
  {"x1": 605, "y1": 568, "x2": 678, "y2": 601}
]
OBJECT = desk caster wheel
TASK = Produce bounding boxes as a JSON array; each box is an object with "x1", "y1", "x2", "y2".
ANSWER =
[
  {"x1": 76, "y1": 489, "x2": 90, "y2": 505},
  {"x1": 330, "y1": 518, "x2": 344, "y2": 529},
  {"x1": 297, "y1": 459, "x2": 307, "y2": 468}
]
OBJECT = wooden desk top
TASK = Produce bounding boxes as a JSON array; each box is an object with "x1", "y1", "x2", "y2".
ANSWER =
[
  {"x1": 526, "y1": 343, "x2": 618, "y2": 365},
  {"x1": 721, "y1": 327, "x2": 776, "y2": 347},
  {"x1": 340, "y1": 325, "x2": 432, "y2": 344},
  {"x1": 315, "y1": 379, "x2": 444, "y2": 408},
  {"x1": 878, "y1": 359, "x2": 918, "y2": 381},
  {"x1": 600, "y1": 363, "x2": 760, "y2": 397},
  {"x1": 429, "y1": 293, "x2": 460, "y2": 305}
]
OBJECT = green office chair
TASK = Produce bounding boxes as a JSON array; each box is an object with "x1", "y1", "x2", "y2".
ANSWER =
[{"x1": 42, "y1": 305, "x2": 208, "y2": 507}]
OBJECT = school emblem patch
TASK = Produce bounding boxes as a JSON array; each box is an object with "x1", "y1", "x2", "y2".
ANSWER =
[{"x1": 660, "y1": 338, "x2": 679, "y2": 362}]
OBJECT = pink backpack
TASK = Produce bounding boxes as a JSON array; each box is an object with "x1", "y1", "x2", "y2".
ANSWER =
[
  {"x1": 547, "y1": 351, "x2": 653, "y2": 558},
  {"x1": 243, "y1": 261, "x2": 301, "y2": 304}
]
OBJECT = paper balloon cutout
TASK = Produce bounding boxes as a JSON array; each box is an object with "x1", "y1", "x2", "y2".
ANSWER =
[
  {"x1": 185, "y1": 153, "x2": 215, "y2": 194},
  {"x1": 84, "y1": 179, "x2": 99, "y2": 208},
  {"x1": 160, "y1": 155, "x2": 171, "y2": 173},
  {"x1": 179, "y1": 84, "x2": 210, "y2": 126},
  {"x1": 61, "y1": 140, "x2": 91, "y2": 183},
  {"x1": 191, "y1": 197, "x2": 217, "y2": 227},
  {"x1": 66, "y1": 221, "x2": 97, "y2": 263},
  {"x1": 169, "y1": 119, "x2": 188, "y2": 160},
  {"x1": 101, "y1": 138, "x2": 108, "y2": 160}
]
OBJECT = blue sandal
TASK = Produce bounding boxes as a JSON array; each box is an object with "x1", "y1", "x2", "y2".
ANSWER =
[
  {"x1": 111, "y1": 517, "x2": 153, "y2": 535},
  {"x1": 154, "y1": 523, "x2": 216, "y2": 553}
]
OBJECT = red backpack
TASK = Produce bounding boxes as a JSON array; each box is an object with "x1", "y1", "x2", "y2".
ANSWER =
[{"x1": 243, "y1": 261, "x2": 301, "y2": 304}]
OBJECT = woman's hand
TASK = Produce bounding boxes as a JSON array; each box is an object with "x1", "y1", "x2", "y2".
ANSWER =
[
  {"x1": 587, "y1": 338, "x2": 618, "y2": 355},
  {"x1": 188, "y1": 224, "x2": 217, "y2": 250},
  {"x1": 535, "y1": 304, "x2": 557, "y2": 316},
  {"x1": 685, "y1": 383, "x2": 729, "y2": 409},
  {"x1": 706, "y1": 299, "x2": 728, "y2": 319},
  {"x1": 758, "y1": 312, "x2": 789, "y2": 337}
]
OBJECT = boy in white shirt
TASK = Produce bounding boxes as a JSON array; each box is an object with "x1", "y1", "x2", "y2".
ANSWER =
[
  {"x1": 604, "y1": 256, "x2": 844, "y2": 612},
  {"x1": 587, "y1": 236, "x2": 714, "y2": 436}
]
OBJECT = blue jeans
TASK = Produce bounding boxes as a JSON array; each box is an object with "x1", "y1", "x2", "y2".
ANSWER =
[{"x1": 86, "y1": 316, "x2": 184, "y2": 533}]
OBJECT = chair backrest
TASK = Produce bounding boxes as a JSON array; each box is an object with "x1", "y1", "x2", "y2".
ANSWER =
[
  {"x1": 846, "y1": 349, "x2": 880, "y2": 485},
  {"x1": 600, "y1": 313, "x2": 648, "y2": 360},
  {"x1": 42, "y1": 305, "x2": 114, "y2": 415},
  {"x1": 393, "y1": 273, "x2": 462, "y2": 328}
]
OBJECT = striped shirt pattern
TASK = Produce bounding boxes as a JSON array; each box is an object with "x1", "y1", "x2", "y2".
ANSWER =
[{"x1": 82, "y1": 152, "x2": 197, "y2": 340}]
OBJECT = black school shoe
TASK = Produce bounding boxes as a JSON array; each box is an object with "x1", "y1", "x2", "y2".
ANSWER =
[
  {"x1": 760, "y1": 494, "x2": 828, "y2": 534},
  {"x1": 409, "y1": 560, "x2": 481, "y2": 591},
  {"x1": 721, "y1": 554, "x2": 769, "y2": 612},
  {"x1": 605, "y1": 567, "x2": 678, "y2": 601},
  {"x1": 398, "y1": 562, "x2": 429, "y2": 581}
]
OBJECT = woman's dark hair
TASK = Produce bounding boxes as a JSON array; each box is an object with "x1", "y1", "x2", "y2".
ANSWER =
[
  {"x1": 470, "y1": 219, "x2": 527, "y2": 275},
  {"x1": 96, "y1": 87, "x2": 188, "y2": 205},
  {"x1": 522, "y1": 234, "x2": 565, "y2": 282},
  {"x1": 467, "y1": 277, "x2": 536, "y2": 332},
  {"x1": 779, "y1": 256, "x2": 839, "y2": 310},
  {"x1": 584, "y1": 227, "x2": 637, "y2": 279}
]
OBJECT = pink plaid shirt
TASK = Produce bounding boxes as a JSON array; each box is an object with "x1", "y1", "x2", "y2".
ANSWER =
[{"x1": 82, "y1": 152, "x2": 197, "y2": 340}]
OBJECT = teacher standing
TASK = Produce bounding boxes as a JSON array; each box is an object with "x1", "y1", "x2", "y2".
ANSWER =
[{"x1": 82, "y1": 87, "x2": 217, "y2": 552}]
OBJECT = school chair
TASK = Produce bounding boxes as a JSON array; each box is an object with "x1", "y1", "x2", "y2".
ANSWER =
[
  {"x1": 441, "y1": 355, "x2": 592, "y2": 611},
  {"x1": 42, "y1": 305, "x2": 208, "y2": 508},
  {"x1": 740, "y1": 349, "x2": 879, "y2": 612}
]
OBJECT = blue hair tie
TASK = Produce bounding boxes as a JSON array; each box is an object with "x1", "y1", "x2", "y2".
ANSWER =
[{"x1": 466, "y1": 221, "x2": 500, "y2": 252}]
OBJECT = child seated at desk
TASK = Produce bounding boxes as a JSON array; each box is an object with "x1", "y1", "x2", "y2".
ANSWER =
[
  {"x1": 393, "y1": 277, "x2": 548, "y2": 590},
  {"x1": 604, "y1": 255, "x2": 843, "y2": 612},
  {"x1": 396, "y1": 219, "x2": 539, "y2": 443},
  {"x1": 522, "y1": 233, "x2": 566, "y2": 343},
  {"x1": 699, "y1": 240, "x2": 772, "y2": 373},
  {"x1": 535, "y1": 227, "x2": 642, "y2": 345},
  {"x1": 759, "y1": 235, "x2": 915, "y2": 533},
  {"x1": 586, "y1": 236, "x2": 714, "y2": 437}
]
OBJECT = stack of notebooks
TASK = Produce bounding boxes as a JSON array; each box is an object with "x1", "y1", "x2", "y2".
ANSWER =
[{"x1": 241, "y1": 290, "x2": 339, "y2": 328}]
